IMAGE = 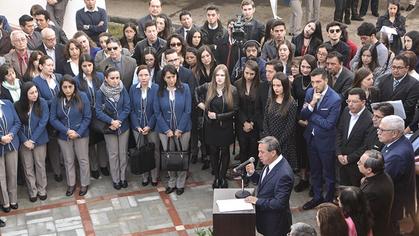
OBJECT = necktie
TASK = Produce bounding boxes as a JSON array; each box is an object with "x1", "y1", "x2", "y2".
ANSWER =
[
  {"x1": 184, "y1": 29, "x2": 189, "y2": 39},
  {"x1": 316, "y1": 94, "x2": 323, "y2": 109},
  {"x1": 393, "y1": 79, "x2": 400, "y2": 91},
  {"x1": 332, "y1": 76, "x2": 338, "y2": 87},
  {"x1": 261, "y1": 166, "x2": 270, "y2": 183}
]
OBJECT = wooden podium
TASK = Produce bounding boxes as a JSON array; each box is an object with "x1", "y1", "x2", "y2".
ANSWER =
[{"x1": 212, "y1": 188, "x2": 256, "y2": 236}]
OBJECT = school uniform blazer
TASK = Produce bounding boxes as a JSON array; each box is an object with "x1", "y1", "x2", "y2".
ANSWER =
[
  {"x1": 95, "y1": 87, "x2": 131, "y2": 134},
  {"x1": 154, "y1": 83, "x2": 191, "y2": 134},
  {"x1": 49, "y1": 92, "x2": 92, "y2": 140},
  {"x1": 17, "y1": 98, "x2": 49, "y2": 146},
  {"x1": 248, "y1": 157, "x2": 294, "y2": 236},
  {"x1": 74, "y1": 72, "x2": 104, "y2": 106},
  {"x1": 32, "y1": 74, "x2": 63, "y2": 107},
  {"x1": 0, "y1": 100, "x2": 21, "y2": 156},
  {"x1": 300, "y1": 87, "x2": 341, "y2": 152},
  {"x1": 129, "y1": 83, "x2": 159, "y2": 130}
]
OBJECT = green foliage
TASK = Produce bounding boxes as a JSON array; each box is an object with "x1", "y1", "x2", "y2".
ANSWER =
[
  {"x1": 194, "y1": 227, "x2": 214, "y2": 236},
  {"x1": 108, "y1": 22, "x2": 123, "y2": 38}
]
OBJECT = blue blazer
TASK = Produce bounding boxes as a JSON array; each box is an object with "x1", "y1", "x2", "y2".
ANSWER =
[
  {"x1": 17, "y1": 98, "x2": 49, "y2": 146},
  {"x1": 300, "y1": 87, "x2": 341, "y2": 152},
  {"x1": 33, "y1": 74, "x2": 63, "y2": 107},
  {"x1": 154, "y1": 83, "x2": 191, "y2": 134},
  {"x1": 0, "y1": 100, "x2": 21, "y2": 156},
  {"x1": 50, "y1": 92, "x2": 92, "y2": 140},
  {"x1": 129, "y1": 83, "x2": 159, "y2": 130},
  {"x1": 95, "y1": 87, "x2": 131, "y2": 134},
  {"x1": 382, "y1": 136, "x2": 416, "y2": 219},
  {"x1": 249, "y1": 157, "x2": 294, "y2": 236},
  {"x1": 74, "y1": 72, "x2": 104, "y2": 107}
]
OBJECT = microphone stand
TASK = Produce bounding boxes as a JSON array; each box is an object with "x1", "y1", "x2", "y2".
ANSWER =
[{"x1": 235, "y1": 170, "x2": 251, "y2": 199}]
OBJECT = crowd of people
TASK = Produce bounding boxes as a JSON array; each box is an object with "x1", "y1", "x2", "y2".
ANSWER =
[{"x1": 0, "y1": 0, "x2": 418, "y2": 234}]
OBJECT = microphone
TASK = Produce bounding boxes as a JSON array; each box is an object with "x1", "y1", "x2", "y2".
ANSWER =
[{"x1": 233, "y1": 157, "x2": 255, "y2": 173}]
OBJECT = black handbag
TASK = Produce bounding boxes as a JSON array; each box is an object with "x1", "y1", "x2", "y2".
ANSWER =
[
  {"x1": 129, "y1": 134, "x2": 156, "y2": 175},
  {"x1": 160, "y1": 137, "x2": 189, "y2": 171},
  {"x1": 90, "y1": 106, "x2": 117, "y2": 135}
]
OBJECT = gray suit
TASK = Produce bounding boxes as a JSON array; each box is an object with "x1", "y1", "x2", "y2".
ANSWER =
[
  {"x1": 46, "y1": 0, "x2": 69, "y2": 28},
  {"x1": 26, "y1": 31, "x2": 43, "y2": 50},
  {"x1": 98, "y1": 55, "x2": 137, "y2": 89},
  {"x1": 4, "y1": 49, "x2": 33, "y2": 78}
]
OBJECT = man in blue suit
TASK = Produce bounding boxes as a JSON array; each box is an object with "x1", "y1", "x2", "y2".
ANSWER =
[
  {"x1": 245, "y1": 136, "x2": 294, "y2": 236},
  {"x1": 300, "y1": 68, "x2": 341, "y2": 210},
  {"x1": 378, "y1": 115, "x2": 416, "y2": 236}
]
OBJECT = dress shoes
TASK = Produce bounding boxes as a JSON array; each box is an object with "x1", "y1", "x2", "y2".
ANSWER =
[
  {"x1": 142, "y1": 180, "x2": 149, "y2": 186},
  {"x1": 176, "y1": 188, "x2": 185, "y2": 195},
  {"x1": 294, "y1": 179, "x2": 309, "y2": 192},
  {"x1": 302, "y1": 198, "x2": 324, "y2": 210},
  {"x1": 66, "y1": 186, "x2": 75, "y2": 196},
  {"x1": 39, "y1": 194, "x2": 48, "y2": 201},
  {"x1": 113, "y1": 182, "x2": 121, "y2": 190},
  {"x1": 202, "y1": 160, "x2": 210, "y2": 170},
  {"x1": 212, "y1": 179, "x2": 220, "y2": 189},
  {"x1": 29, "y1": 196, "x2": 37, "y2": 202},
  {"x1": 120, "y1": 180, "x2": 128, "y2": 188},
  {"x1": 151, "y1": 181, "x2": 158, "y2": 186},
  {"x1": 100, "y1": 167, "x2": 110, "y2": 176},
  {"x1": 220, "y1": 178, "x2": 228, "y2": 188},
  {"x1": 351, "y1": 15, "x2": 364, "y2": 21},
  {"x1": 406, "y1": 4, "x2": 415, "y2": 11},
  {"x1": 79, "y1": 186, "x2": 88, "y2": 196},
  {"x1": 54, "y1": 174, "x2": 63, "y2": 182},
  {"x1": 372, "y1": 12, "x2": 379, "y2": 17},
  {"x1": 165, "y1": 187, "x2": 176, "y2": 194},
  {"x1": 10, "y1": 203, "x2": 18, "y2": 210},
  {"x1": 344, "y1": 18, "x2": 351, "y2": 25},
  {"x1": 0, "y1": 219, "x2": 5, "y2": 227},
  {"x1": 2, "y1": 206, "x2": 10, "y2": 213},
  {"x1": 91, "y1": 170, "x2": 100, "y2": 179},
  {"x1": 191, "y1": 155, "x2": 198, "y2": 164}
]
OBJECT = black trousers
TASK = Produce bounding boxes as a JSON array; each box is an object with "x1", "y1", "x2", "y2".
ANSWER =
[
  {"x1": 237, "y1": 130, "x2": 259, "y2": 164},
  {"x1": 344, "y1": 0, "x2": 360, "y2": 19},
  {"x1": 209, "y1": 145, "x2": 230, "y2": 180},
  {"x1": 359, "y1": 0, "x2": 379, "y2": 15}
]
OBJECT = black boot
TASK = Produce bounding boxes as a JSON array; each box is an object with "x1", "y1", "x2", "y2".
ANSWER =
[{"x1": 212, "y1": 179, "x2": 220, "y2": 188}]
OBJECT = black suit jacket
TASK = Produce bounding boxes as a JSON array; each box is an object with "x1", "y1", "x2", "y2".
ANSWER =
[
  {"x1": 156, "y1": 66, "x2": 197, "y2": 96},
  {"x1": 37, "y1": 43, "x2": 66, "y2": 75},
  {"x1": 378, "y1": 73, "x2": 419, "y2": 126},
  {"x1": 328, "y1": 66, "x2": 354, "y2": 100},
  {"x1": 248, "y1": 157, "x2": 294, "y2": 236},
  {"x1": 360, "y1": 172, "x2": 394, "y2": 236},
  {"x1": 409, "y1": 129, "x2": 419, "y2": 155}
]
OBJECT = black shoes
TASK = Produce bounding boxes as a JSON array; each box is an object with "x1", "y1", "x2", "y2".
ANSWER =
[
  {"x1": 66, "y1": 186, "x2": 75, "y2": 196},
  {"x1": 176, "y1": 188, "x2": 185, "y2": 195},
  {"x1": 54, "y1": 174, "x2": 63, "y2": 182},
  {"x1": 2, "y1": 206, "x2": 10, "y2": 213},
  {"x1": 406, "y1": 4, "x2": 415, "y2": 11},
  {"x1": 91, "y1": 170, "x2": 100, "y2": 179},
  {"x1": 294, "y1": 179, "x2": 310, "y2": 192},
  {"x1": 10, "y1": 203, "x2": 18, "y2": 210},
  {"x1": 142, "y1": 180, "x2": 149, "y2": 186},
  {"x1": 100, "y1": 167, "x2": 110, "y2": 176},
  {"x1": 219, "y1": 178, "x2": 228, "y2": 188},
  {"x1": 79, "y1": 186, "x2": 88, "y2": 196},
  {"x1": 0, "y1": 219, "x2": 5, "y2": 227},
  {"x1": 212, "y1": 179, "x2": 220, "y2": 189},
  {"x1": 372, "y1": 12, "x2": 379, "y2": 17},
  {"x1": 191, "y1": 155, "x2": 198, "y2": 164},
  {"x1": 351, "y1": 15, "x2": 364, "y2": 21},
  {"x1": 151, "y1": 181, "x2": 158, "y2": 186},
  {"x1": 202, "y1": 160, "x2": 210, "y2": 170},
  {"x1": 39, "y1": 194, "x2": 47, "y2": 201},
  {"x1": 302, "y1": 198, "x2": 324, "y2": 210},
  {"x1": 344, "y1": 18, "x2": 351, "y2": 25},
  {"x1": 165, "y1": 187, "x2": 175, "y2": 194},
  {"x1": 120, "y1": 180, "x2": 128, "y2": 188},
  {"x1": 113, "y1": 182, "x2": 121, "y2": 190},
  {"x1": 29, "y1": 196, "x2": 37, "y2": 202}
]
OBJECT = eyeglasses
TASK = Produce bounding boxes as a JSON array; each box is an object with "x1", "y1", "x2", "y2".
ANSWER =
[
  {"x1": 170, "y1": 42, "x2": 182, "y2": 47},
  {"x1": 377, "y1": 127, "x2": 394, "y2": 133},
  {"x1": 346, "y1": 99, "x2": 362, "y2": 104},
  {"x1": 107, "y1": 46, "x2": 119, "y2": 51},
  {"x1": 391, "y1": 65, "x2": 406, "y2": 70},
  {"x1": 329, "y1": 29, "x2": 341, "y2": 34}
]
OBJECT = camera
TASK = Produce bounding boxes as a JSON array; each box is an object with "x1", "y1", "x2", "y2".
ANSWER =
[{"x1": 232, "y1": 15, "x2": 246, "y2": 43}]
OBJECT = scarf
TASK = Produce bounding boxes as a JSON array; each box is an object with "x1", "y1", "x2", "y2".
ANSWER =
[
  {"x1": 100, "y1": 80, "x2": 123, "y2": 102},
  {"x1": 2, "y1": 79, "x2": 21, "y2": 103}
]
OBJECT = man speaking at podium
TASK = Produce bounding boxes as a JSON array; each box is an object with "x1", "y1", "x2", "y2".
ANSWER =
[{"x1": 244, "y1": 136, "x2": 294, "y2": 236}]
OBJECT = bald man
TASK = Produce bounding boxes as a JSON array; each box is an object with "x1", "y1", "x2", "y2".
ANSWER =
[{"x1": 37, "y1": 28, "x2": 66, "y2": 74}]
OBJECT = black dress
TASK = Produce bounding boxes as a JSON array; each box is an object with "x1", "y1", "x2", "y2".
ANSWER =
[{"x1": 262, "y1": 100, "x2": 298, "y2": 169}]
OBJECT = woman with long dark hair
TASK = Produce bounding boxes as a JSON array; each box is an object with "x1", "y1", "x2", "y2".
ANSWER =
[
  {"x1": 292, "y1": 54, "x2": 317, "y2": 191},
  {"x1": 234, "y1": 60, "x2": 261, "y2": 165},
  {"x1": 186, "y1": 28, "x2": 203, "y2": 49},
  {"x1": 404, "y1": 30, "x2": 419, "y2": 73},
  {"x1": 156, "y1": 14, "x2": 172, "y2": 40},
  {"x1": 95, "y1": 67, "x2": 131, "y2": 190},
  {"x1": 15, "y1": 82, "x2": 49, "y2": 202},
  {"x1": 276, "y1": 41, "x2": 294, "y2": 75},
  {"x1": 74, "y1": 54, "x2": 109, "y2": 178},
  {"x1": 130, "y1": 65, "x2": 160, "y2": 186},
  {"x1": 23, "y1": 51, "x2": 44, "y2": 82},
  {"x1": 120, "y1": 22, "x2": 140, "y2": 55},
  {"x1": 196, "y1": 64, "x2": 238, "y2": 188},
  {"x1": 50, "y1": 76, "x2": 91, "y2": 196},
  {"x1": 0, "y1": 64, "x2": 22, "y2": 103},
  {"x1": 292, "y1": 21, "x2": 323, "y2": 57},
  {"x1": 140, "y1": 47, "x2": 160, "y2": 84},
  {"x1": 154, "y1": 64, "x2": 191, "y2": 195},
  {"x1": 62, "y1": 39, "x2": 83, "y2": 77},
  {"x1": 349, "y1": 67, "x2": 380, "y2": 112},
  {"x1": 376, "y1": 0, "x2": 406, "y2": 55},
  {"x1": 338, "y1": 187, "x2": 374, "y2": 236},
  {"x1": 262, "y1": 72, "x2": 297, "y2": 169},
  {"x1": 195, "y1": 45, "x2": 217, "y2": 85},
  {"x1": 184, "y1": 47, "x2": 198, "y2": 70},
  {"x1": 352, "y1": 44, "x2": 388, "y2": 77}
]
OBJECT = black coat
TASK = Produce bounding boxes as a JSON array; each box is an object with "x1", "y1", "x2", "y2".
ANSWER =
[
  {"x1": 291, "y1": 34, "x2": 322, "y2": 57},
  {"x1": 234, "y1": 78, "x2": 262, "y2": 133},
  {"x1": 360, "y1": 172, "x2": 394, "y2": 236},
  {"x1": 328, "y1": 66, "x2": 354, "y2": 100},
  {"x1": 376, "y1": 13, "x2": 406, "y2": 55},
  {"x1": 37, "y1": 43, "x2": 66, "y2": 75}
]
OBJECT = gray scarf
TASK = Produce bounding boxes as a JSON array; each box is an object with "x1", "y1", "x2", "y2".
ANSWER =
[{"x1": 100, "y1": 80, "x2": 123, "y2": 102}]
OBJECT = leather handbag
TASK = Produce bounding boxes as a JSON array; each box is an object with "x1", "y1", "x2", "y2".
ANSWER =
[
  {"x1": 129, "y1": 134, "x2": 156, "y2": 175},
  {"x1": 90, "y1": 107, "x2": 117, "y2": 135},
  {"x1": 160, "y1": 137, "x2": 189, "y2": 171}
]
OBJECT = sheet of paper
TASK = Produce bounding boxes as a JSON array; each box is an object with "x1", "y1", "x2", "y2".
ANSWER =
[
  {"x1": 371, "y1": 100, "x2": 406, "y2": 119},
  {"x1": 216, "y1": 199, "x2": 254, "y2": 212}
]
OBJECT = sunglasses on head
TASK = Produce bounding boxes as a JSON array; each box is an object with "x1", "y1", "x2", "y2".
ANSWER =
[
  {"x1": 170, "y1": 42, "x2": 182, "y2": 47},
  {"x1": 329, "y1": 29, "x2": 341, "y2": 34},
  {"x1": 107, "y1": 46, "x2": 119, "y2": 51}
]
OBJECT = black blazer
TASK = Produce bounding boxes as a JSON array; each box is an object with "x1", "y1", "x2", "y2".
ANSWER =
[
  {"x1": 291, "y1": 34, "x2": 322, "y2": 57},
  {"x1": 360, "y1": 172, "x2": 394, "y2": 236},
  {"x1": 336, "y1": 107, "x2": 374, "y2": 163},
  {"x1": 62, "y1": 61, "x2": 76, "y2": 77},
  {"x1": 328, "y1": 66, "x2": 354, "y2": 100},
  {"x1": 248, "y1": 157, "x2": 294, "y2": 236},
  {"x1": 37, "y1": 43, "x2": 66, "y2": 75},
  {"x1": 378, "y1": 73, "x2": 419, "y2": 126}
]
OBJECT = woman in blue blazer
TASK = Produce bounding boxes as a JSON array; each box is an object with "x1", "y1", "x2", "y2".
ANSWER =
[
  {"x1": 15, "y1": 82, "x2": 49, "y2": 202},
  {"x1": 130, "y1": 65, "x2": 160, "y2": 186},
  {"x1": 32, "y1": 55, "x2": 63, "y2": 182},
  {"x1": 50, "y1": 76, "x2": 91, "y2": 197},
  {"x1": 74, "y1": 54, "x2": 109, "y2": 179},
  {"x1": 0, "y1": 99, "x2": 21, "y2": 212},
  {"x1": 95, "y1": 67, "x2": 130, "y2": 190},
  {"x1": 154, "y1": 64, "x2": 191, "y2": 195}
]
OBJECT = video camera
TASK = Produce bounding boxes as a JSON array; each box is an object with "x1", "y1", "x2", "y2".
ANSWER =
[{"x1": 232, "y1": 15, "x2": 246, "y2": 43}]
